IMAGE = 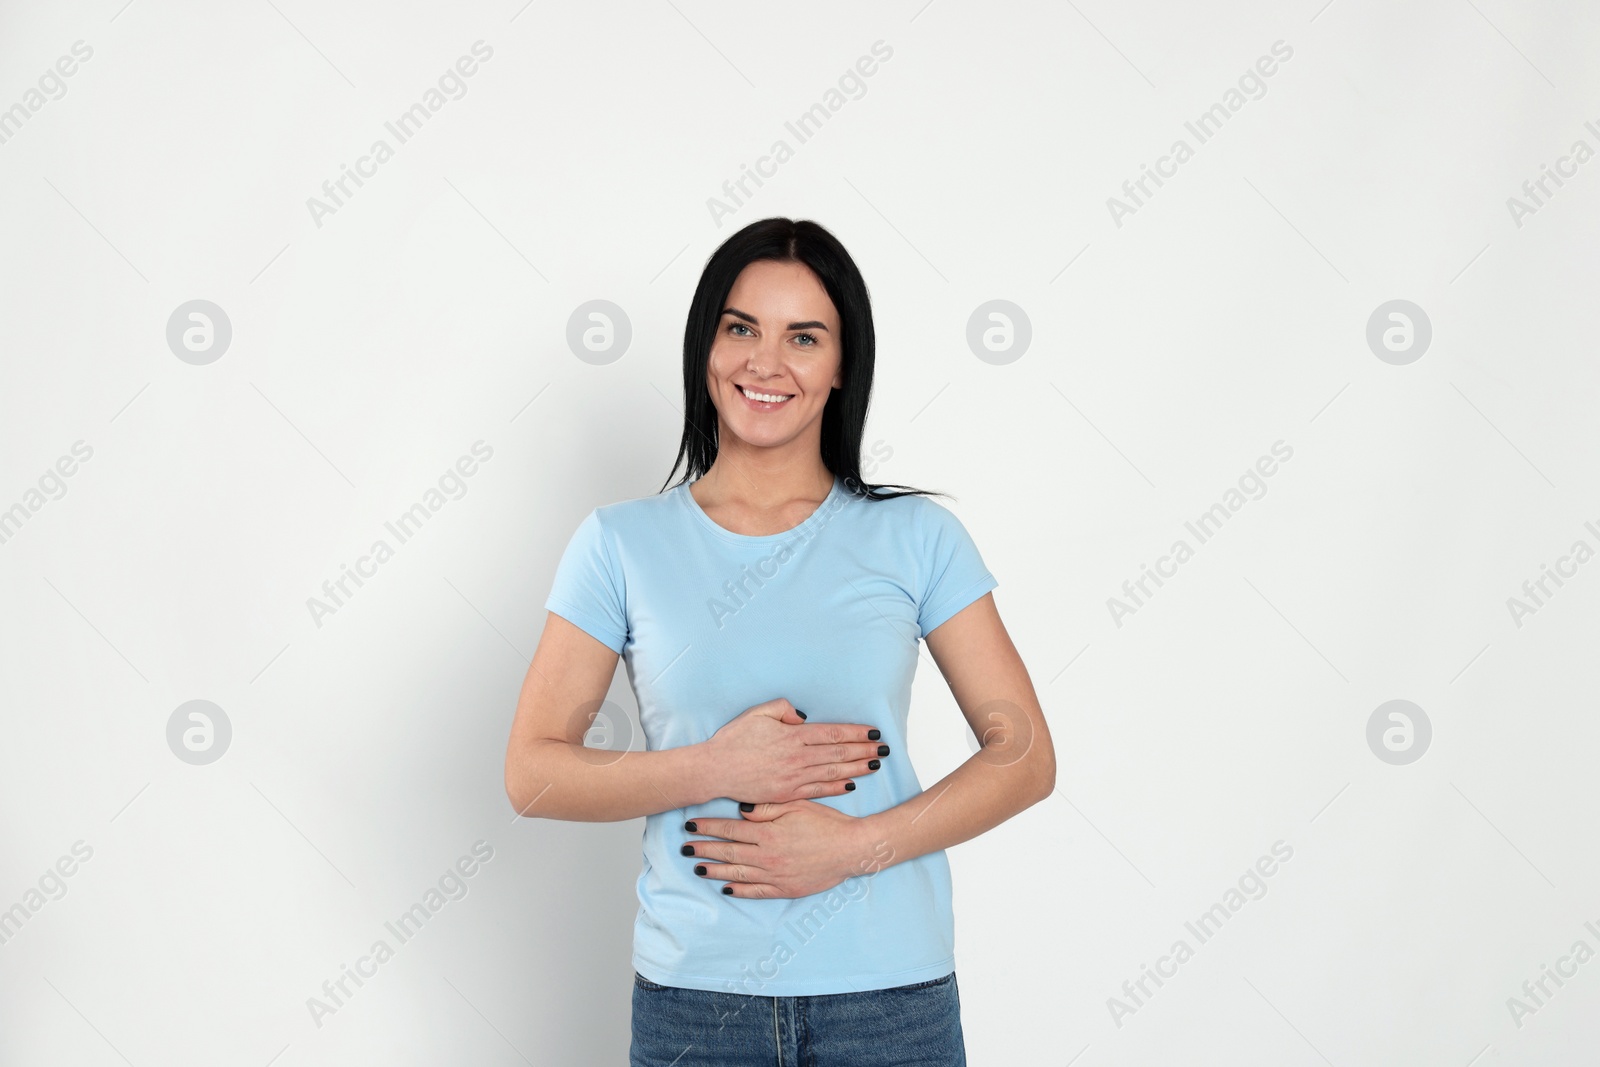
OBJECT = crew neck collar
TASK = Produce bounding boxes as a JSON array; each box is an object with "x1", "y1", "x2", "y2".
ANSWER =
[{"x1": 679, "y1": 474, "x2": 847, "y2": 545}]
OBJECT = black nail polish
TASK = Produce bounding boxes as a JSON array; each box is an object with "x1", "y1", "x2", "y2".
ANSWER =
[
  {"x1": 868, "y1": 759, "x2": 880, "y2": 770},
  {"x1": 845, "y1": 781, "x2": 855, "y2": 791},
  {"x1": 722, "y1": 885, "x2": 733, "y2": 894},
  {"x1": 684, "y1": 820, "x2": 697, "y2": 832},
  {"x1": 868, "y1": 729, "x2": 881, "y2": 740},
  {"x1": 739, "y1": 802, "x2": 755, "y2": 812},
  {"x1": 694, "y1": 864, "x2": 707, "y2": 875},
  {"x1": 796, "y1": 709, "x2": 807, "y2": 719},
  {"x1": 680, "y1": 844, "x2": 695, "y2": 856},
  {"x1": 877, "y1": 744, "x2": 889, "y2": 756}
]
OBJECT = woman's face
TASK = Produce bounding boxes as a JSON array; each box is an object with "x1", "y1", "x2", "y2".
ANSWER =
[{"x1": 705, "y1": 259, "x2": 843, "y2": 453}]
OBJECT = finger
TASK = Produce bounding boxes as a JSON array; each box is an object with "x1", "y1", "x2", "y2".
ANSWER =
[
  {"x1": 693, "y1": 861, "x2": 766, "y2": 886},
  {"x1": 761, "y1": 699, "x2": 807, "y2": 725},
  {"x1": 797, "y1": 724, "x2": 886, "y2": 752},
  {"x1": 682, "y1": 839, "x2": 756, "y2": 865},
  {"x1": 836, "y1": 757, "x2": 883, "y2": 780},
  {"x1": 815, "y1": 741, "x2": 892, "y2": 768},
  {"x1": 791, "y1": 778, "x2": 857, "y2": 800},
  {"x1": 736, "y1": 800, "x2": 807, "y2": 820},
  {"x1": 683, "y1": 817, "x2": 762, "y2": 843},
  {"x1": 720, "y1": 881, "x2": 780, "y2": 899}
]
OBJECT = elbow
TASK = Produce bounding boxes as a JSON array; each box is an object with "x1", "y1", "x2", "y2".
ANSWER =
[
  {"x1": 987, "y1": 725, "x2": 1054, "y2": 804},
  {"x1": 506, "y1": 784, "x2": 531, "y2": 819},
  {"x1": 504, "y1": 744, "x2": 548, "y2": 819},
  {"x1": 507, "y1": 780, "x2": 552, "y2": 820},
  {"x1": 505, "y1": 777, "x2": 531, "y2": 818},
  {"x1": 1027, "y1": 767, "x2": 1055, "y2": 806},
  {"x1": 1030, "y1": 745, "x2": 1056, "y2": 803},
  {"x1": 503, "y1": 754, "x2": 522, "y2": 816}
]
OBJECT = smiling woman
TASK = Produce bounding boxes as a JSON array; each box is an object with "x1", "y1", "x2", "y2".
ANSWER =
[{"x1": 504, "y1": 217, "x2": 1055, "y2": 1067}]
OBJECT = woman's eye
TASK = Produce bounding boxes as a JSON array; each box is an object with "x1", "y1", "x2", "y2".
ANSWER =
[
  {"x1": 729, "y1": 323, "x2": 752, "y2": 336},
  {"x1": 795, "y1": 333, "x2": 817, "y2": 346}
]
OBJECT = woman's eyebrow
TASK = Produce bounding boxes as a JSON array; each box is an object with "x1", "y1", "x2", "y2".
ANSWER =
[{"x1": 721, "y1": 307, "x2": 830, "y2": 331}]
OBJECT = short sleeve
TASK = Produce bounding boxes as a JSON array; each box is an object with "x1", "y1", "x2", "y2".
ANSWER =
[
  {"x1": 916, "y1": 498, "x2": 998, "y2": 639},
  {"x1": 544, "y1": 509, "x2": 628, "y2": 653}
]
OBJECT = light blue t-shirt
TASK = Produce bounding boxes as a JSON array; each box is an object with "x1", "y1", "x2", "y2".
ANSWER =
[{"x1": 543, "y1": 472, "x2": 998, "y2": 996}]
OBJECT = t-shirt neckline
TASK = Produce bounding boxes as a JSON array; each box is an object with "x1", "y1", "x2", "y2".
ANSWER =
[{"x1": 679, "y1": 473, "x2": 846, "y2": 545}]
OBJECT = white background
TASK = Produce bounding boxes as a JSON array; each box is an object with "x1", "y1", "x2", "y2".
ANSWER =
[{"x1": 2, "y1": 1, "x2": 1597, "y2": 1064}]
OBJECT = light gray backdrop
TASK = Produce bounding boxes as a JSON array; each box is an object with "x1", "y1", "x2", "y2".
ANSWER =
[{"x1": 2, "y1": 1, "x2": 1597, "y2": 1064}]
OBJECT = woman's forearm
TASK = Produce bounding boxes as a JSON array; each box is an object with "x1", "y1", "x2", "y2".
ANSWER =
[
  {"x1": 507, "y1": 738, "x2": 721, "y2": 822},
  {"x1": 855, "y1": 745, "x2": 1054, "y2": 872}
]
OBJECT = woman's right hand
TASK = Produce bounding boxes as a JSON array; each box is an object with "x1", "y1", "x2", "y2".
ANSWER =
[{"x1": 705, "y1": 698, "x2": 889, "y2": 805}]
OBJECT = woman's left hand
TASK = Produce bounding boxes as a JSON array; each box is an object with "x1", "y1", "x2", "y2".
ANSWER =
[{"x1": 681, "y1": 800, "x2": 889, "y2": 899}]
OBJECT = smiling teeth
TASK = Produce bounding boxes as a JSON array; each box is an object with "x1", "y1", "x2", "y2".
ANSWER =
[{"x1": 741, "y1": 386, "x2": 791, "y2": 403}]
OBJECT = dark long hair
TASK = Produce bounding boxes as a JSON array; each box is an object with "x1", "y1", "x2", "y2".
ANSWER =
[{"x1": 659, "y1": 217, "x2": 943, "y2": 503}]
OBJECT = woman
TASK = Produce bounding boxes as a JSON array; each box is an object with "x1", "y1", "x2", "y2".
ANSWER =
[{"x1": 504, "y1": 217, "x2": 1055, "y2": 1066}]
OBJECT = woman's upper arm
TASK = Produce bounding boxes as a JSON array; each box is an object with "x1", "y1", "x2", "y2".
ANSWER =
[
  {"x1": 923, "y1": 592, "x2": 1055, "y2": 795},
  {"x1": 506, "y1": 610, "x2": 621, "y2": 756}
]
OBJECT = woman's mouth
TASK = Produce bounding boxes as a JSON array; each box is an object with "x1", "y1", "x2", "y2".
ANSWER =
[{"x1": 738, "y1": 384, "x2": 793, "y2": 411}]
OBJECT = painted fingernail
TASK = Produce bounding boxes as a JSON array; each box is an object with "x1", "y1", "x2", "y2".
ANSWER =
[
  {"x1": 868, "y1": 759, "x2": 880, "y2": 770},
  {"x1": 877, "y1": 745, "x2": 889, "y2": 756},
  {"x1": 684, "y1": 820, "x2": 697, "y2": 832},
  {"x1": 694, "y1": 865, "x2": 707, "y2": 875},
  {"x1": 722, "y1": 885, "x2": 734, "y2": 894},
  {"x1": 796, "y1": 709, "x2": 807, "y2": 719},
  {"x1": 680, "y1": 844, "x2": 695, "y2": 856},
  {"x1": 739, "y1": 802, "x2": 755, "y2": 812},
  {"x1": 845, "y1": 781, "x2": 855, "y2": 791},
  {"x1": 868, "y1": 729, "x2": 881, "y2": 740}
]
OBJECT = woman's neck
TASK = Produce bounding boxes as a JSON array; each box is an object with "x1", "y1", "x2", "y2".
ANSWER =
[{"x1": 691, "y1": 459, "x2": 835, "y2": 517}]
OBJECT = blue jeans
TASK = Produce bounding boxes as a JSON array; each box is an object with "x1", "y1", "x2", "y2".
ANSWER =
[{"x1": 629, "y1": 969, "x2": 966, "y2": 1066}]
